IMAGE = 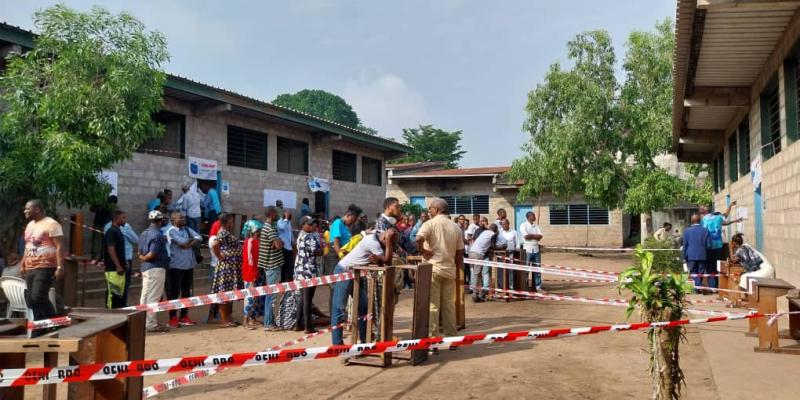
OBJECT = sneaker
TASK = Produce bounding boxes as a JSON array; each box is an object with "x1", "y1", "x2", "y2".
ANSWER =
[
  {"x1": 535, "y1": 285, "x2": 544, "y2": 292},
  {"x1": 168, "y1": 317, "x2": 180, "y2": 329},
  {"x1": 146, "y1": 325, "x2": 170, "y2": 333},
  {"x1": 179, "y1": 316, "x2": 196, "y2": 326}
]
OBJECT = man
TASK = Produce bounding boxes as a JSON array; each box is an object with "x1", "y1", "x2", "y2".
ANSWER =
[
  {"x1": 469, "y1": 219, "x2": 496, "y2": 302},
  {"x1": 201, "y1": 183, "x2": 222, "y2": 225},
  {"x1": 520, "y1": 211, "x2": 544, "y2": 291},
  {"x1": 700, "y1": 203, "x2": 742, "y2": 282},
  {"x1": 163, "y1": 189, "x2": 175, "y2": 212},
  {"x1": 496, "y1": 219, "x2": 518, "y2": 289},
  {"x1": 329, "y1": 205, "x2": 362, "y2": 258},
  {"x1": 683, "y1": 214, "x2": 712, "y2": 292},
  {"x1": 147, "y1": 191, "x2": 165, "y2": 212},
  {"x1": 416, "y1": 198, "x2": 464, "y2": 346},
  {"x1": 138, "y1": 210, "x2": 171, "y2": 333},
  {"x1": 654, "y1": 222, "x2": 673, "y2": 242},
  {"x1": 176, "y1": 183, "x2": 203, "y2": 233},
  {"x1": 275, "y1": 200, "x2": 284, "y2": 221},
  {"x1": 277, "y1": 210, "x2": 295, "y2": 282},
  {"x1": 90, "y1": 195, "x2": 117, "y2": 259},
  {"x1": 258, "y1": 206, "x2": 284, "y2": 330},
  {"x1": 166, "y1": 211, "x2": 202, "y2": 327},
  {"x1": 409, "y1": 211, "x2": 429, "y2": 242},
  {"x1": 103, "y1": 210, "x2": 128, "y2": 309},
  {"x1": 331, "y1": 227, "x2": 397, "y2": 345},
  {"x1": 494, "y1": 208, "x2": 507, "y2": 227},
  {"x1": 103, "y1": 217, "x2": 138, "y2": 305},
  {"x1": 465, "y1": 213, "x2": 481, "y2": 243},
  {"x1": 21, "y1": 199, "x2": 65, "y2": 320}
]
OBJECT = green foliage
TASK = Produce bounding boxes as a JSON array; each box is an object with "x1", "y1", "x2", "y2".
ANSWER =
[
  {"x1": 273, "y1": 89, "x2": 361, "y2": 129},
  {"x1": 394, "y1": 124, "x2": 466, "y2": 169},
  {"x1": 400, "y1": 202, "x2": 425, "y2": 218},
  {"x1": 508, "y1": 19, "x2": 710, "y2": 215},
  {"x1": 619, "y1": 246, "x2": 692, "y2": 399},
  {"x1": 0, "y1": 5, "x2": 168, "y2": 251},
  {"x1": 637, "y1": 238, "x2": 682, "y2": 273}
]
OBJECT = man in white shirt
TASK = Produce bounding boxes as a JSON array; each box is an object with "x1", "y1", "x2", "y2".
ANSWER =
[
  {"x1": 497, "y1": 219, "x2": 518, "y2": 289},
  {"x1": 519, "y1": 211, "x2": 544, "y2": 291},
  {"x1": 469, "y1": 223, "x2": 496, "y2": 302},
  {"x1": 175, "y1": 183, "x2": 203, "y2": 233}
]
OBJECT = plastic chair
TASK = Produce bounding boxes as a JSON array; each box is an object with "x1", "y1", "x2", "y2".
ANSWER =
[{"x1": 1, "y1": 276, "x2": 29, "y2": 318}]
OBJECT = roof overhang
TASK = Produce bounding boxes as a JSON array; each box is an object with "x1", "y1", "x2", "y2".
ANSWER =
[{"x1": 672, "y1": 0, "x2": 800, "y2": 162}]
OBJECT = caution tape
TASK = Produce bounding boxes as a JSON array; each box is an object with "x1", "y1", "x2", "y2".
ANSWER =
[
  {"x1": 471, "y1": 285, "x2": 726, "y2": 307},
  {"x1": 543, "y1": 246, "x2": 679, "y2": 252},
  {"x1": 467, "y1": 258, "x2": 615, "y2": 281},
  {"x1": 26, "y1": 316, "x2": 72, "y2": 331},
  {"x1": 122, "y1": 271, "x2": 354, "y2": 314},
  {"x1": 0, "y1": 312, "x2": 762, "y2": 388}
]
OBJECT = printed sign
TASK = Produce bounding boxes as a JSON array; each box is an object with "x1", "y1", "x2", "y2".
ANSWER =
[
  {"x1": 308, "y1": 177, "x2": 330, "y2": 192},
  {"x1": 188, "y1": 156, "x2": 218, "y2": 180},
  {"x1": 221, "y1": 181, "x2": 230, "y2": 195},
  {"x1": 263, "y1": 189, "x2": 297, "y2": 209},
  {"x1": 750, "y1": 155, "x2": 761, "y2": 190},
  {"x1": 97, "y1": 171, "x2": 118, "y2": 196}
]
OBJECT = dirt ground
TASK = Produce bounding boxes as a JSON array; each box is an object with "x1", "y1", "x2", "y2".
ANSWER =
[{"x1": 24, "y1": 253, "x2": 800, "y2": 399}]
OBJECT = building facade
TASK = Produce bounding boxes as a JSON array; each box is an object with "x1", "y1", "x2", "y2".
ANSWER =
[
  {"x1": 1, "y1": 23, "x2": 409, "y2": 231},
  {"x1": 387, "y1": 165, "x2": 626, "y2": 248},
  {"x1": 672, "y1": 0, "x2": 800, "y2": 288}
]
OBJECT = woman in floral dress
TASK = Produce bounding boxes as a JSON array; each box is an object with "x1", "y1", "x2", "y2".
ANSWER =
[
  {"x1": 295, "y1": 217, "x2": 322, "y2": 333},
  {"x1": 210, "y1": 213, "x2": 242, "y2": 327}
]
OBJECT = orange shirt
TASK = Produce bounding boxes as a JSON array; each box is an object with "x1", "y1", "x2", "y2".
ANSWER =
[{"x1": 23, "y1": 217, "x2": 63, "y2": 269}]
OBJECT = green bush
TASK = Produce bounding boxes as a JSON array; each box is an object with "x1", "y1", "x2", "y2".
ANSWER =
[
  {"x1": 400, "y1": 202, "x2": 425, "y2": 218},
  {"x1": 637, "y1": 238, "x2": 682, "y2": 273}
]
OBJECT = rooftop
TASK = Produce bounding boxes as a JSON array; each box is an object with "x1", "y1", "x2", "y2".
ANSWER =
[{"x1": 390, "y1": 166, "x2": 511, "y2": 179}]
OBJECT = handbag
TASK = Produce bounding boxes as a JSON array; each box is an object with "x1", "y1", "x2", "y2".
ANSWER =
[{"x1": 193, "y1": 246, "x2": 204, "y2": 264}]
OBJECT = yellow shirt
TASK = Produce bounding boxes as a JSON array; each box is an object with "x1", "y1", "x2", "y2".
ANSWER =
[{"x1": 416, "y1": 214, "x2": 465, "y2": 279}]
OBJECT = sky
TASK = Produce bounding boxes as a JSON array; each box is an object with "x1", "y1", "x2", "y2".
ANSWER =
[{"x1": 1, "y1": 0, "x2": 675, "y2": 167}]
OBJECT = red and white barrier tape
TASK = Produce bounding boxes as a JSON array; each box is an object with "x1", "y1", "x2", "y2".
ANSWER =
[
  {"x1": 470, "y1": 285, "x2": 727, "y2": 307},
  {"x1": 123, "y1": 271, "x2": 354, "y2": 314},
  {"x1": 693, "y1": 285, "x2": 750, "y2": 295},
  {"x1": 0, "y1": 313, "x2": 762, "y2": 388},
  {"x1": 62, "y1": 218, "x2": 105, "y2": 234},
  {"x1": 543, "y1": 278, "x2": 617, "y2": 284},
  {"x1": 65, "y1": 255, "x2": 104, "y2": 268},
  {"x1": 543, "y1": 246, "x2": 679, "y2": 252},
  {"x1": 468, "y1": 258, "x2": 615, "y2": 281},
  {"x1": 767, "y1": 311, "x2": 800, "y2": 326},
  {"x1": 26, "y1": 316, "x2": 72, "y2": 331}
]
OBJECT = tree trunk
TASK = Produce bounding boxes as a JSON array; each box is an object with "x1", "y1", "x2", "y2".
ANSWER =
[{"x1": 641, "y1": 211, "x2": 654, "y2": 242}]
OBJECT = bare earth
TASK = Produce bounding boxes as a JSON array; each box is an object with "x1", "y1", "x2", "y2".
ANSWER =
[{"x1": 27, "y1": 253, "x2": 800, "y2": 399}]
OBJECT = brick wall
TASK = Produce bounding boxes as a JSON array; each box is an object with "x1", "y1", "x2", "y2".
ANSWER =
[{"x1": 387, "y1": 178, "x2": 624, "y2": 247}]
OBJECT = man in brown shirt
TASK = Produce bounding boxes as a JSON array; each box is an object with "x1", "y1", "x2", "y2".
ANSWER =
[{"x1": 416, "y1": 198, "x2": 465, "y2": 341}]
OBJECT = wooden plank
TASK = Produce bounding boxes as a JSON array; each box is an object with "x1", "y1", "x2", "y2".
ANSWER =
[
  {"x1": 379, "y1": 267, "x2": 395, "y2": 367},
  {"x1": 350, "y1": 270, "x2": 362, "y2": 346},
  {"x1": 94, "y1": 327, "x2": 127, "y2": 399},
  {"x1": 412, "y1": 263, "x2": 431, "y2": 365},
  {"x1": 0, "y1": 337, "x2": 79, "y2": 353},
  {"x1": 42, "y1": 352, "x2": 59, "y2": 400},
  {"x1": 125, "y1": 311, "x2": 145, "y2": 400}
]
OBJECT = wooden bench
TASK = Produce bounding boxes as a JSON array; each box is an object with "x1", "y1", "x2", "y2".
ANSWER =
[
  {"x1": 749, "y1": 278, "x2": 800, "y2": 355},
  {"x1": 718, "y1": 261, "x2": 745, "y2": 306}
]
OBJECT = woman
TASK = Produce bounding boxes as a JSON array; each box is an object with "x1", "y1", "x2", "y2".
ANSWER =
[
  {"x1": 241, "y1": 225, "x2": 261, "y2": 330},
  {"x1": 294, "y1": 217, "x2": 323, "y2": 333},
  {"x1": 210, "y1": 213, "x2": 242, "y2": 327},
  {"x1": 730, "y1": 233, "x2": 775, "y2": 291}
]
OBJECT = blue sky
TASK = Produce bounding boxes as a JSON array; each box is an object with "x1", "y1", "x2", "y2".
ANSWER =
[{"x1": 1, "y1": 0, "x2": 675, "y2": 167}]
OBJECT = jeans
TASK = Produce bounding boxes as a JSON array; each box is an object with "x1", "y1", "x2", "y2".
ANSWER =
[
  {"x1": 167, "y1": 268, "x2": 193, "y2": 319},
  {"x1": 262, "y1": 268, "x2": 281, "y2": 327},
  {"x1": 706, "y1": 248, "x2": 722, "y2": 288},
  {"x1": 186, "y1": 217, "x2": 200, "y2": 234},
  {"x1": 687, "y1": 260, "x2": 706, "y2": 291},
  {"x1": 527, "y1": 251, "x2": 542, "y2": 288},
  {"x1": 140, "y1": 268, "x2": 166, "y2": 329},
  {"x1": 469, "y1": 252, "x2": 490, "y2": 298},
  {"x1": 331, "y1": 264, "x2": 367, "y2": 345},
  {"x1": 25, "y1": 268, "x2": 56, "y2": 320}
]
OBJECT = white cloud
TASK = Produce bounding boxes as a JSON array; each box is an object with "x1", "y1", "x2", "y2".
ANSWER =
[{"x1": 342, "y1": 70, "x2": 427, "y2": 139}]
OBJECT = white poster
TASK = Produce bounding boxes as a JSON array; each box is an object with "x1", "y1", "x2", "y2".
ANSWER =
[
  {"x1": 750, "y1": 155, "x2": 762, "y2": 190},
  {"x1": 221, "y1": 181, "x2": 230, "y2": 196},
  {"x1": 98, "y1": 170, "x2": 118, "y2": 196},
  {"x1": 188, "y1": 156, "x2": 218, "y2": 180},
  {"x1": 263, "y1": 189, "x2": 297, "y2": 209},
  {"x1": 736, "y1": 207, "x2": 748, "y2": 233},
  {"x1": 308, "y1": 177, "x2": 330, "y2": 192}
]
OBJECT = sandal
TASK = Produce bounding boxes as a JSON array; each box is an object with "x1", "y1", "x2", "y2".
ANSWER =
[
  {"x1": 220, "y1": 321, "x2": 240, "y2": 328},
  {"x1": 264, "y1": 325, "x2": 281, "y2": 332}
]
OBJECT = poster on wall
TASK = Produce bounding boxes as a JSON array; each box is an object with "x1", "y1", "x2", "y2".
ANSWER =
[
  {"x1": 188, "y1": 156, "x2": 218, "y2": 180},
  {"x1": 308, "y1": 177, "x2": 330, "y2": 192},
  {"x1": 221, "y1": 181, "x2": 230, "y2": 196},
  {"x1": 736, "y1": 207, "x2": 748, "y2": 233},
  {"x1": 750, "y1": 155, "x2": 762, "y2": 190},
  {"x1": 263, "y1": 189, "x2": 297, "y2": 209},
  {"x1": 97, "y1": 170, "x2": 118, "y2": 196}
]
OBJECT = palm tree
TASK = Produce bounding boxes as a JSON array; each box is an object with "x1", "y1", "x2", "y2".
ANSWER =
[{"x1": 619, "y1": 246, "x2": 693, "y2": 399}]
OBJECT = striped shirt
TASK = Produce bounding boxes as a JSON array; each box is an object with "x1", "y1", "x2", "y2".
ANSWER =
[{"x1": 257, "y1": 223, "x2": 283, "y2": 270}]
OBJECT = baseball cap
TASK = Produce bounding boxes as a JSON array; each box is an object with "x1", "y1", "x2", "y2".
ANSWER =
[{"x1": 148, "y1": 210, "x2": 164, "y2": 221}]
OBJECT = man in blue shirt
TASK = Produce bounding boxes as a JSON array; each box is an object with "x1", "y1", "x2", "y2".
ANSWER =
[
  {"x1": 103, "y1": 218, "x2": 139, "y2": 305},
  {"x1": 700, "y1": 202, "x2": 742, "y2": 285},
  {"x1": 683, "y1": 214, "x2": 712, "y2": 292},
  {"x1": 323, "y1": 205, "x2": 362, "y2": 278},
  {"x1": 201, "y1": 183, "x2": 221, "y2": 224},
  {"x1": 165, "y1": 211, "x2": 201, "y2": 328},
  {"x1": 138, "y1": 210, "x2": 171, "y2": 332},
  {"x1": 277, "y1": 210, "x2": 294, "y2": 282}
]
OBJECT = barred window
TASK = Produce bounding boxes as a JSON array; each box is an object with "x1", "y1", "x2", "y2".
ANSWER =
[
  {"x1": 550, "y1": 204, "x2": 609, "y2": 225},
  {"x1": 362, "y1": 157, "x2": 382, "y2": 186},
  {"x1": 332, "y1": 150, "x2": 357, "y2": 182},
  {"x1": 760, "y1": 75, "x2": 781, "y2": 159},
  {"x1": 440, "y1": 195, "x2": 489, "y2": 214},
  {"x1": 728, "y1": 134, "x2": 738, "y2": 183},
  {"x1": 227, "y1": 125, "x2": 268, "y2": 170},
  {"x1": 137, "y1": 111, "x2": 185, "y2": 159},
  {"x1": 277, "y1": 137, "x2": 308, "y2": 175},
  {"x1": 738, "y1": 119, "x2": 750, "y2": 177}
]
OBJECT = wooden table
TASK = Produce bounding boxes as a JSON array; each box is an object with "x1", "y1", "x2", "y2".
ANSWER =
[
  {"x1": 718, "y1": 261, "x2": 745, "y2": 305},
  {"x1": 750, "y1": 278, "x2": 800, "y2": 355}
]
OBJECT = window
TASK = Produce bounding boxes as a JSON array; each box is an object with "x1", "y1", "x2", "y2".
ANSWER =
[
  {"x1": 549, "y1": 204, "x2": 609, "y2": 225},
  {"x1": 362, "y1": 156, "x2": 382, "y2": 186},
  {"x1": 440, "y1": 195, "x2": 489, "y2": 214},
  {"x1": 137, "y1": 111, "x2": 185, "y2": 158},
  {"x1": 332, "y1": 150, "x2": 357, "y2": 182},
  {"x1": 712, "y1": 156, "x2": 719, "y2": 193},
  {"x1": 717, "y1": 153, "x2": 725, "y2": 190},
  {"x1": 276, "y1": 137, "x2": 308, "y2": 175},
  {"x1": 728, "y1": 134, "x2": 738, "y2": 183},
  {"x1": 785, "y1": 60, "x2": 800, "y2": 143},
  {"x1": 227, "y1": 125, "x2": 267, "y2": 170},
  {"x1": 760, "y1": 75, "x2": 781, "y2": 159},
  {"x1": 738, "y1": 119, "x2": 750, "y2": 177}
]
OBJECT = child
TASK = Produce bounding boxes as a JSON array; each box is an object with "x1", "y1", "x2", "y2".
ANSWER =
[{"x1": 241, "y1": 225, "x2": 261, "y2": 330}]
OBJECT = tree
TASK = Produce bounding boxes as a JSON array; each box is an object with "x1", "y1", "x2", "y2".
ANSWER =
[
  {"x1": 619, "y1": 248, "x2": 692, "y2": 399},
  {"x1": 507, "y1": 20, "x2": 708, "y2": 235},
  {"x1": 273, "y1": 89, "x2": 362, "y2": 129},
  {"x1": 394, "y1": 124, "x2": 466, "y2": 169},
  {"x1": 0, "y1": 5, "x2": 168, "y2": 254}
]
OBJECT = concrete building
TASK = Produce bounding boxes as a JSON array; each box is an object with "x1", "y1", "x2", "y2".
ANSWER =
[
  {"x1": 672, "y1": 0, "x2": 800, "y2": 288},
  {"x1": 0, "y1": 22, "x2": 409, "y2": 230},
  {"x1": 387, "y1": 165, "x2": 626, "y2": 248}
]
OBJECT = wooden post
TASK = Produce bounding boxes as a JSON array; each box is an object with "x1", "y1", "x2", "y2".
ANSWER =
[
  {"x1": 379, "y1": 267, "x2": 396, "y2": 367},
  {"x1": 412, "y1": 263, "x2": 432, "y2": 365},
  {"x1": 456, "y1": 259, "x2": 465, "y2": 330},
  {"x1": 70, "y1": 213, "x2": 84, "y2": 257},
  {"x1": 718, "y1": 261, "x2": 731, "y2": 301},
  {"x1": 43, "y1": 352, "x2": 59, "y2": 400},
  {"x1": 350, "y1": 270, "x2": 362, "y2": 345}
]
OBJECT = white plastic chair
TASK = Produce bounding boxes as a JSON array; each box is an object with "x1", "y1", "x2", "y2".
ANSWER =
[{"x1": 1, "y1": 276, "x2": 30, "y2": 318}]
